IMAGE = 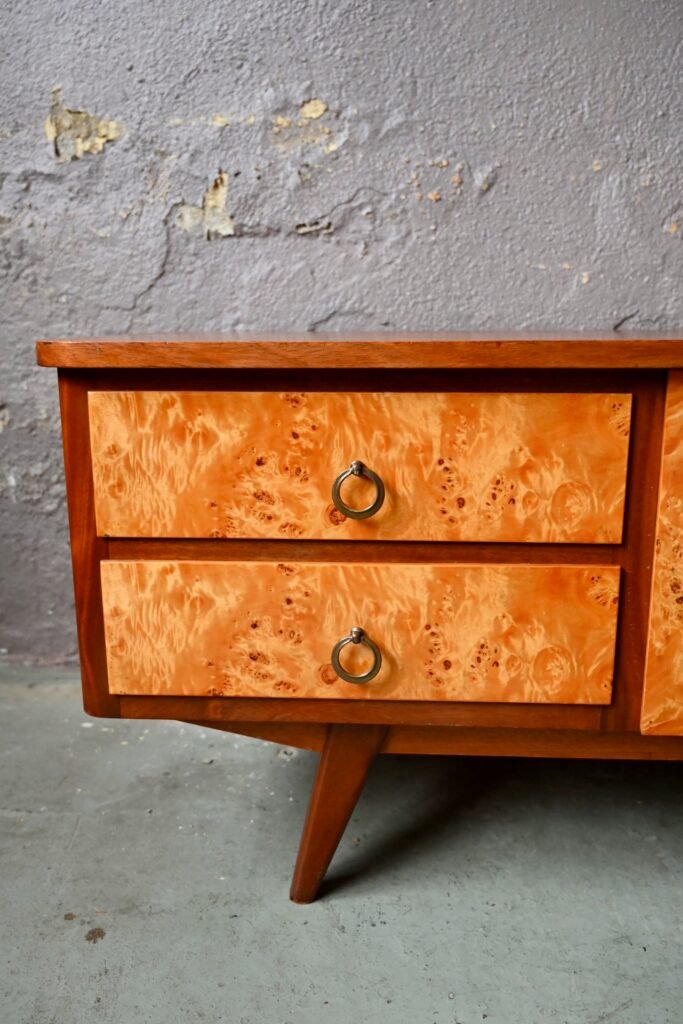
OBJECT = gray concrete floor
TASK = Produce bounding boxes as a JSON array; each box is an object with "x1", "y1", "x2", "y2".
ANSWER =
[{"x1": 1, "y1": 666, "x2": 683, "y2": 1024}]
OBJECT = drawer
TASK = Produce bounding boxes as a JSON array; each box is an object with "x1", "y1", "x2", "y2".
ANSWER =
[
  {"x1": 88, "y1": 391, "x2": 631, "y2": 542},
  {"x1": 101, "y1": 560, "x2": 621, "y2": 703}
]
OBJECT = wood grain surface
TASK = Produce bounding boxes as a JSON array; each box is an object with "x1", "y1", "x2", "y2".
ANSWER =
[
  {"x1": 181, "y1": 721, "x2": 683, "y2": 760},
  {"x1": 641, "y1": 372, "x2": 683, "y2": 735},
  {"x1": 37, "y1": 336, "x2": 683, "y2": 369},
  {"x1": 58, "y1": 372, "x2": 120, "y2": 717},
  {"x1": 290, "y1": 724, "x2": 388, "y2": 902},
  {"x1": 101, "y1": 560, "x2": 621, "y2": 704},
  {"x1": 121, "y1": 695, "x2": 602, "y2": 729},
  {"x1": 89, "y1": 390, "x2": 631, "y2": 542}
]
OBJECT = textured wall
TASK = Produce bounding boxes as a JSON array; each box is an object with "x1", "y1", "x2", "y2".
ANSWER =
[{"x1": 1, "y1": 0, "x2": 682, "y2": 660}]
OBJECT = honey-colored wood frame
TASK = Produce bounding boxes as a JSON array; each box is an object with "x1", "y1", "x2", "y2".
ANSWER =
[
  {"x1": 37, "y1": 334, "x2": 683, "y2": 369},
  {"x1": 46, "y1": 337, "x2": 683, "y2": 901}
]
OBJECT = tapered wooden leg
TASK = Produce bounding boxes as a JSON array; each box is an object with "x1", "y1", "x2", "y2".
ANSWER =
[{"x1": 289, "y1": 724, "x2": 388, "y2": 903}]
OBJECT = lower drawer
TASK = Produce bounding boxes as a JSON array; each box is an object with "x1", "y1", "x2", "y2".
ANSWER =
[{"x1": 101, "y1": 561, "x2": 620, "y2": 704}]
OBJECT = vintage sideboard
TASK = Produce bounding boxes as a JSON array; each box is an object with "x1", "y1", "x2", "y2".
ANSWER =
[{"x1": 37, "y1": 335, "x2": 683, "y2": 901}]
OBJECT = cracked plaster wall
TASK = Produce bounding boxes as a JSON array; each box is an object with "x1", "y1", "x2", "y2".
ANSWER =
[{"x1": 1, "y1": 0, "x2": 682, "y2": 660}]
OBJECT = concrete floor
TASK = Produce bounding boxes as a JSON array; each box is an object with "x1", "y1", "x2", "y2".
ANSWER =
[{"x1": 2, "y1": 667, "x2": 683, "y2": 1024}]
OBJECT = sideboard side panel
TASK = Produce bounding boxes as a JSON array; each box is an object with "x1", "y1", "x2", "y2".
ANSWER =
[
  {"x1": 641, "y1": 372, "x2": 683, "y2": 735},
  {"x1": 58, "y1": 371, "x2": 120, "y2": 717}
]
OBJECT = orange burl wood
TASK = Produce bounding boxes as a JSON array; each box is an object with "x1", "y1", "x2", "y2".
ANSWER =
[
  {"x1": 88, "y1": 391, "x2": 632, "y2": 543},
  {"x1": 641, "y1": 373, "x2": 683, "y2": 735},
  {"x1": 101, "y1": 560, "x2": 621, "y2": 704}
]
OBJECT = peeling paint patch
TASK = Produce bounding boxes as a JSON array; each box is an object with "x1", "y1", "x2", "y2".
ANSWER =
[
  {"x1": 177, "y1": 171, "x2": 235, "y2": 239},
  {"x1": 295, "y1": 220, "x2": 333, "y2": 236},
  {"x1": 44, "y1": 88, "x2": 124, "y2": 161},
  {"x1": 202, "y1": 173, "x2": 234, "y2": 237},
  {"x1": 271, "y1": 103, "x2": 338, "y2": 156},
  {"x1": 300, "y1": 98, "x2": 327, "y2": 120},
  {"x1": 406, "y1": 159, "x2": 463, "y2": 204}
]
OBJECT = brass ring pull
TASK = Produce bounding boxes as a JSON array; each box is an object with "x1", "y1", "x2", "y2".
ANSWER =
[
  {"x1": 331, "y1": 460, "x2": 385, "y2": 520},
  {"x1": 331, "y1": 626, "x2": 383, "y2": 685}
]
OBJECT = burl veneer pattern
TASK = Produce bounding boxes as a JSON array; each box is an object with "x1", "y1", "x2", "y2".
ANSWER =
[
  {"x1": 642, "y1": 373, "x2": 683, "y2": 735},
  {"x1": 101, "y1": 560, "x2": 621, "y2": 704},
  {"x1": 88, "y1": 391, "x2": 632, "y2": 542}
]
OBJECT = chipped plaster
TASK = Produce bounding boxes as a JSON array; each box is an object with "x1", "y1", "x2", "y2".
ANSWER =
[
  {"x1": 177, "y1": 171, "x2": 235, "y2": 239},
  {"x1": 44, "y1": 88, "x2": 124, "y2": 161}
]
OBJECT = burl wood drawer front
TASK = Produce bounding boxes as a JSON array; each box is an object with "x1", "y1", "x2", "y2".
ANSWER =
[
  {"x1": 88, "y1": 391, "x2": 631, "y2": 542},
  {"x1": 642, "y1": 372, "x2": 683, "y2": 735},
  {"x1": 101, "y1": 560, "x2": 620, "y2": 703}
]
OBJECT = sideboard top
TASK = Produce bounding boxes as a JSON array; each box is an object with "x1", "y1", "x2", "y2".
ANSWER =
[{"x1": 36, "y1": 334, "x2": 683, "y2": 369}]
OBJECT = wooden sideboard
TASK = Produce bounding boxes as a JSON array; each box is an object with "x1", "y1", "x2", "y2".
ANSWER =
[{"x1": 37, "y1": 335, "x2": 683, "y2": 902}]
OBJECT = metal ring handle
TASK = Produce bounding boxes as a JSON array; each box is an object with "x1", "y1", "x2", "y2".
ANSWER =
[
  {"x1": 331, "y1": 460, "x2": 385, "y2": 520},
  {"x1": 331, "y1": 626, "x2": 382, "y2": 685}
]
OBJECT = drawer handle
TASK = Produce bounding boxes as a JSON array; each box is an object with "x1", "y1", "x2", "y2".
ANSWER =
[
  {"x1": 331, "y1": 460, "x2": 385, "y2": 520},
  {"x1": 331, "y1": 626, "x2": 383, "y2": 685}
]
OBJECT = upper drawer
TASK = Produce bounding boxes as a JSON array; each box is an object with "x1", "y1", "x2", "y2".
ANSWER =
[{"x1": 88, "y1": 391, "x2": 632, "y2": 542}]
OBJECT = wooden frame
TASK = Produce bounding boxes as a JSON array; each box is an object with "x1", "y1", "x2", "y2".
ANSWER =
[
  {"x1": 45, "y1": 336, "x2": 683, "y2": 901},
  {"x1": 38, "y1": 335, "x2": 683, "y2": 369}
]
